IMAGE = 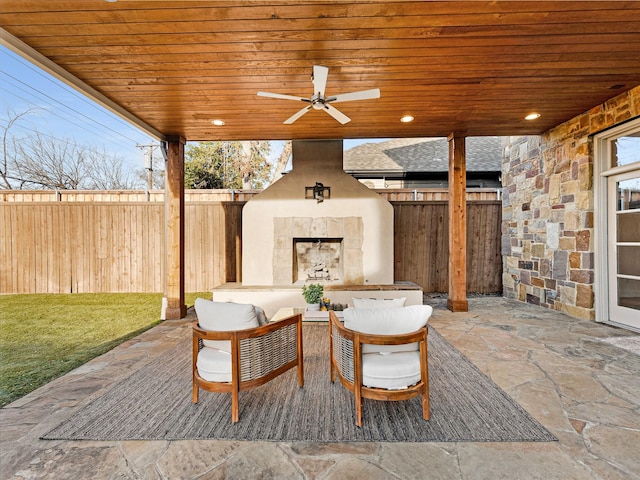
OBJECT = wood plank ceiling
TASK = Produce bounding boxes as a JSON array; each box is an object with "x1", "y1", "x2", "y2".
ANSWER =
[{"x1": 1, "y1": 1, "x2": 639, "y2": 141}]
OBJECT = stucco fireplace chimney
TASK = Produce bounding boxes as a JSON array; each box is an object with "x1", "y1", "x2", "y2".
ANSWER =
[{"x1": 241, "y1": 139, "x2": 394, "y2": 286}]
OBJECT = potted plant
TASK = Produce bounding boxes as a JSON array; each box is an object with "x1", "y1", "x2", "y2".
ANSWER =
[{"x1": 302, "y1": 283, "x2": 323, "y2": 311}]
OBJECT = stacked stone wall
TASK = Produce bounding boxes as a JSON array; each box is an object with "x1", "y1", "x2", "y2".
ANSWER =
[{"x1": 502, "y1": 85, "x2": 640, "y2": 320}]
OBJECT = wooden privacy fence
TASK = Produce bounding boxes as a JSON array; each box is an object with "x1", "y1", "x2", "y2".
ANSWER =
[
  {"x1": 1, "y1": 188, "x2": 498, "y2": 203},
  {"x1": 0, "y1": 198, "x2": 501, "y2": 294},
  {"x1": 392, "y1": 201, "x2": 502, "y2": 293},
  {"x1": 0, "y1": 201, "x2": 242, "y2": 294}
]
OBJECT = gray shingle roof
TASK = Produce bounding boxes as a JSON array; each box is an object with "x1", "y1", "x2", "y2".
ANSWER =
[{"x1": 343, "y1": 137, "x2": 503, "y2": 173}]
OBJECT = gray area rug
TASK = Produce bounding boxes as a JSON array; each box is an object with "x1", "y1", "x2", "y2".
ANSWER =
[{"x1": 42, "y1": 324, "x2": 556, "y2": 442}]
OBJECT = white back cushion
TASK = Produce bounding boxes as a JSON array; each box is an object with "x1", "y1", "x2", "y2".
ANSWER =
[
  {"x1": 344, "y1": 305, "x2": 431, "y2": 333},
  {"x1": 352, "y1": 297, "x2": 406, "y2": 309},
  {"x1": 195, "y1": 298, "x2": 260, "y2": 352},
  {"x1": 343, "y1": 305, "x2": 432, "y2": 354}
]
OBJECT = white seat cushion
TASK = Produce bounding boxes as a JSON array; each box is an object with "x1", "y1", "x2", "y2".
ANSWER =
[
  {"x1": 343, "y1": 305, "x2": 432, "y2": 354},
  {"x1": 362, "y1": 351, "x2": 421, "y2": 390},
  {"x1": 196, "y1": 347, "x2": 232, "y2": 382},
  {"x1": 195, "y1": 298, "x2": 260, "y2": 353},
  {"x1": 352, "y1": 297, "x2": 406, "y2": 309}
]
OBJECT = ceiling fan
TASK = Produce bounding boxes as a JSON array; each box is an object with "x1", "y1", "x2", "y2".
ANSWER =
[{"x1": 257, "y1": 65, "x2": 380, "y2": 125}]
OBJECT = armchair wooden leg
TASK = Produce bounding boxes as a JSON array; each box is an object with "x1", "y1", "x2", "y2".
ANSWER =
[
  {"x1": 192, "y1": 381, "x2": 199, "y2": 403},
  {"x1": 355, "y1": 388, "x2": 363, "y2": 427},
  {"x1": 297, "y1": 358, "x2": 304, "y2": 387},
  {"x1": 231, "y1": 388, "x2": 239, "y2": 423},
  {"x1": 422, "y1": 391, "x2": 430, "y2": 421}
]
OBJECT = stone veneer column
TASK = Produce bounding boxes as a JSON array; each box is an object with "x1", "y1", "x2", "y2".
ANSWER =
[{"x1": 502, "y1": 86, "x2": 639, "y2": 320}]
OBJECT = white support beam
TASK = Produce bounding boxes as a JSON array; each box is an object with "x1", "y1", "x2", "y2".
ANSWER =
[{"x1": 1, "y1": 28, "x2": 165, "y2": 141}]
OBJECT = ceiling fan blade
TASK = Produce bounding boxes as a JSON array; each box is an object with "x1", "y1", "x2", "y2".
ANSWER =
[
  {"x1": 323, "y1": 104, "x2": 351, "y2": 124},
  {"x1": 257, "y1": 91, "x2": 309, "y2": 102},
  {"x1": 312, "y1": 65, "x2": 329, "y2": 96},
  {"x1": 283, "y1": 105, "x2": 312, "y2": 124},
  {"x1": 329, "y1": 88, "x2": 381, "y2": 103}
]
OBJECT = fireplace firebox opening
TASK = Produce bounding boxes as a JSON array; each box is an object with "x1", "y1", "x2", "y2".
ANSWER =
[{"x1": 293, "y1": 238, "x2": 343, "y2": 284}]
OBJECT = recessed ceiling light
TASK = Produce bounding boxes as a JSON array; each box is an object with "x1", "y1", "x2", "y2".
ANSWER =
[
  {"x1": 211, "y1": 119, "x2": 225, "y2": 126},
  {"x1": 400, "y1": 115, "x2": 414, "y2": 123},
  {"x1": 525, "y1": 112, "x2": 541, "y2": 121}
]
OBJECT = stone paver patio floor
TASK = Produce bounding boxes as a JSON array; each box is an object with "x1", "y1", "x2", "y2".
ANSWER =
[{"x1": 1, "y1": 297, "x2": 639, "y2": 479}]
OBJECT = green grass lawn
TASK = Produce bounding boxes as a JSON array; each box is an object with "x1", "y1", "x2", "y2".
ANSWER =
[{"x1": 0, "y1": 292, "x2": 209, "y2": 407}]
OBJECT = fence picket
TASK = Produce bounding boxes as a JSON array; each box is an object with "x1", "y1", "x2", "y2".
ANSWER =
[{"x1": 0, "y1": 194, "x2": 501, "y2": 294}]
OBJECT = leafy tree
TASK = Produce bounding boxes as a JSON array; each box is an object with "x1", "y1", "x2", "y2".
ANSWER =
[{"x1": 184, "y1": 140, "x2": 271, "y2": 189}]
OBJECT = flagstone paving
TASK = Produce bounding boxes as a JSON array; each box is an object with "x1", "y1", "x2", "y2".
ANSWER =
[{"x1": 1, "y1": 297, "x2": 639, "y2": 479}]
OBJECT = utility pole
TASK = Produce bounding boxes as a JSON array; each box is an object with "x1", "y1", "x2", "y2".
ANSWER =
[{"x1": 137, "y1": 143, "x2": 159, "y2": 190}]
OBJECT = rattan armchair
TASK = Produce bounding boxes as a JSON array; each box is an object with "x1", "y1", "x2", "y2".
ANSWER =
[
  {"x1": 329, "y1": 307, "x2": 431, "y2": 427},
  {"x1": 192, "y1": 300, "x2": 304, "y2": 423}
]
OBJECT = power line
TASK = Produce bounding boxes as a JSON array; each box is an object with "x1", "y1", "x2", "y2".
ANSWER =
[
  {"x1": 137, "y1": 143, "x2": 160, "y2": 190},
  {"x1": 0, "y1": 48, "x2": 156, "y2": 170},
  {"x1": 0, "y1": 117, "x2": 138, "y2": 158},
  {"x1": 3, "y1": 48, "x2": 147, "y2": 139},
  {"x1": 0, "y1": 85, "x2": 138, "y2": 156},
  {"x1": 0, "y1": 70, "x2": 141, "y2": 145}
]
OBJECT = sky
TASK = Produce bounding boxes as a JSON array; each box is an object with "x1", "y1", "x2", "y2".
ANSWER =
[
  {"x1": 0, "y1": 45, "x2": 385, "y2": 183},
  {"x1": 0, "y1": 46, "x2": 158, "y2": 175}
]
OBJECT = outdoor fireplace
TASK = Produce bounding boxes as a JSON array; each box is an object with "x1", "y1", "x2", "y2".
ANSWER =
[
  {"x1": 214, "y1": 140, "x2": 422, "y2": 317},
  {"x1": 293, "y1": 238, "x2": 343, "y2": 284},
  {"x1": 238, "y1": 140, "x2": 394, "y2": 288}
]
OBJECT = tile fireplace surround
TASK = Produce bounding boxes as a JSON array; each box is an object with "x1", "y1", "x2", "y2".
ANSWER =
[{"x1": 274, "y1": 216, "x2": 364, "y2": 285}]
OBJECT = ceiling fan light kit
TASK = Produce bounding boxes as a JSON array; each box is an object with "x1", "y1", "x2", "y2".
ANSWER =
[{"x1": 257, "y1": 65, "x2": 380, "y2": 125}]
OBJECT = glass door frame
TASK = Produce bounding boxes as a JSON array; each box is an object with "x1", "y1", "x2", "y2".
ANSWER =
[
  {"x1": 607, "y1": 170, "x2": 640, "y2": 329},
  {"x1": 594, "y1": 117, "x2": 640, "y2": 332}
]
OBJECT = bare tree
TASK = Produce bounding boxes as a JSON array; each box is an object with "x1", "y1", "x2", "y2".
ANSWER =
[
  {"x1": 12, "y1": 131, "x2": 89, "y2": 189},
  {"x1": 86, "y1": 149, "x2": 143, "y2": 190},
  {"x1": 135, "y1": 163, "x2": 164, "y2": 190},
  {"x1": 1, "y1": 109, "x2": 145, "y2": 190},
  {"x1": 270, "y1": 140, "x2": 292, "y2": 184},
  {"x1": 1, "y1": 108, "x2": 40, "y2": 189}
]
